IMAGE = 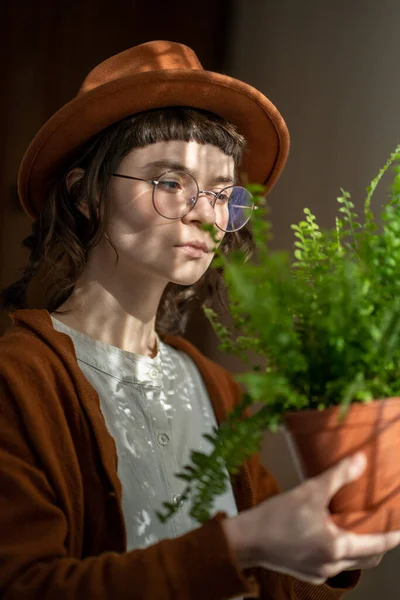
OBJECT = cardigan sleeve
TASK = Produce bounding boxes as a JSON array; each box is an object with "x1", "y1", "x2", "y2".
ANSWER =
[{"x1": 0, "y1": 359, "x2": 260, "y2": 600}]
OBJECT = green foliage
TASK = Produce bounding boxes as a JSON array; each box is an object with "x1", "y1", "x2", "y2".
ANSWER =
[
  {"x1": 157, "y1": 145, "x2": 400, "y2": 525},
  {"x1": 209, "y1": 146, "x2": 400, "y2": 413}
]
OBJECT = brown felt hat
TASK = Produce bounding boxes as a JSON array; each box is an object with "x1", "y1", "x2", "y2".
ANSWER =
[{"x1": 18, "y1": 40, "x2": 290, "y2": 221}]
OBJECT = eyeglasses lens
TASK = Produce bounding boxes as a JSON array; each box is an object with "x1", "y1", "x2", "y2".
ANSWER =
[{"x1": 154, "y1": 170, "x2": 253, "y2": 232}]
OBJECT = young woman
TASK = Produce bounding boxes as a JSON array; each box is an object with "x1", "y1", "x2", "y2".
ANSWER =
[{"x1": 1, "y1": 40, "x2": 399, "y2": 600}]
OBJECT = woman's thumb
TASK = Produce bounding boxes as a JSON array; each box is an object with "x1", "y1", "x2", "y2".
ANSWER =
[{"x1": 317, "y1": 452, "x2": 367, "y2": 504}]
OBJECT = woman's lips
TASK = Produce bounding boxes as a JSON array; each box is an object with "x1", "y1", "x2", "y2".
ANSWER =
[{"x1": 176, "y1": 245, "x2": 207, "y2": 258}]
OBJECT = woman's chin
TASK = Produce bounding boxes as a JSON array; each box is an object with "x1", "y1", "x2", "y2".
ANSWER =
[
  {"x1": 169, "y1": 274, "x2": 205, "y2": 287},
  {"x1": 168, "y1": 260, "x2": 212, "y2": 286},
  {"x1": 169, "y1": 266, "x2": 209, "y2": 287}
]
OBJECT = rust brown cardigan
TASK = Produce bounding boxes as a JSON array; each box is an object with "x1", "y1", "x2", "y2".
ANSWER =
[{"x1": 0, "y1": 309, "x2": 360, "y2": 599}]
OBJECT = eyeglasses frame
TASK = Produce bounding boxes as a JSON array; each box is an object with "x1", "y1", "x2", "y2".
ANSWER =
[{"x1": 111, "y1": 170, "x2": 256, "y2": 233}]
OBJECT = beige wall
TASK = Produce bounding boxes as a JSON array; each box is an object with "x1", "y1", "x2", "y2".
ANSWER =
[{"x1": 220, "y1": 1, "x2": 400, "y2": 597}]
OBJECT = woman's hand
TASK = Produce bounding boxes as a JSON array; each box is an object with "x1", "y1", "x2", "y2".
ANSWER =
[{"x1": 223, "y1": 453, "x2": 400, "y2": 584}]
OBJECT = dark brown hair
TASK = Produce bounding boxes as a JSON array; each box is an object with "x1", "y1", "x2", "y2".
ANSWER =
[{"x1": 0, "y1": 107, "x2": 255, "y2": 335}]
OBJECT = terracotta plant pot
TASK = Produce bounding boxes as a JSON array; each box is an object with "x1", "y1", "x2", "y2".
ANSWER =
[{"x1": 283, "y1": 397, "x2": 400, "y2": 534}]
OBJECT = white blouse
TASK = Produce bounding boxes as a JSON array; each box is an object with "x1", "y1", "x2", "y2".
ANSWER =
[{"x1": 51, "y1": 316, "x2": 240, "y2": 552}]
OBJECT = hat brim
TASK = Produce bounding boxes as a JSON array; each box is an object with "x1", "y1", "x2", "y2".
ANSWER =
[{"x1": 18, "y1": 69, "x2": 290, "y2": 220}]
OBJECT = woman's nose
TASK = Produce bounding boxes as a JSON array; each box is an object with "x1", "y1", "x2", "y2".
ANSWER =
[{"x1": 182, "y1": 191, "x2": 216, "y2": 225}]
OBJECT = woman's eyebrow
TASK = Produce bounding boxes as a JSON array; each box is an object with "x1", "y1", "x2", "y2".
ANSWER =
[{"x1": 143, "y1": 159, "x2": 236, "y2": 185}]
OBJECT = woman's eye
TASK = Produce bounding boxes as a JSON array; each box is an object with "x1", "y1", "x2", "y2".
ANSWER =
[
  {"x1": 159, "y1": 180, "x2": 182, "y2": 191},
  {"x1": 217, "y1": 192, "x2": 230, "y2": 203}
]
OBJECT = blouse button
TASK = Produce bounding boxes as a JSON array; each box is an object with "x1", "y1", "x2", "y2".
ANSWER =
[
  {"x1": 173, "y1": 493, "x2": 184, "y2": 507},
  {"x1": 157, "y1": 433, "x2": 170, "y2": 446}
]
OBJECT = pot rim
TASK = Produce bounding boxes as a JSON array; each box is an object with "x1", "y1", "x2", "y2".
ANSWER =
[{"x1": 283, "y1": 396, "x2": 400, "y2": 433}]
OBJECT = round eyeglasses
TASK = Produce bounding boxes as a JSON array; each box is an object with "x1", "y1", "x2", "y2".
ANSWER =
[{"x1": 112, "y1": 169, "x2": 255, "y2": 233}]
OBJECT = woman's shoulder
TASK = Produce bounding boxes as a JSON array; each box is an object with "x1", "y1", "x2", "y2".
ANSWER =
[
  {"x1": 0, "y1": 308, "x2": 76, "y2": 382},
  {"x1": 0, "y1": 310, "x2": 91, "y2": 433}
]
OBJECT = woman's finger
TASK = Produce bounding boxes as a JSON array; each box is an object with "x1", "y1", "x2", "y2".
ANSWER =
[{"x1": 333, "y1": 529, "x2": 400, "y2": 559}]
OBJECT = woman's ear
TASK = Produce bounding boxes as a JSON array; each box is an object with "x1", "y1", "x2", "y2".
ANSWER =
[
  {"x1": 66, "y1": 168, "x2": 85, "y2": 192},
  {"x1": 66, "y1": 168, "x2": 90, "y2": 218}
]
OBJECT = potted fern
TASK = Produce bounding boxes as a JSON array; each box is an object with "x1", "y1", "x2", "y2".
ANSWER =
[{"x1": 157, "y1": 146, "x2": 400, "y2": 535}]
